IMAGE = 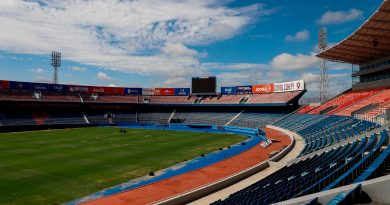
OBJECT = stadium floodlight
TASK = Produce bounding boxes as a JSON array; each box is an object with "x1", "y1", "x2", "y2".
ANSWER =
[
  {"x1": 51, "y1": 51, "x2": 61, "y2": 84},
  {"x1": 317, "y1": 28, "x2": 329, "y2": 103}
]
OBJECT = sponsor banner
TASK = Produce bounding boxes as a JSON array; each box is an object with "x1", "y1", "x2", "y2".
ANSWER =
[
  {"x1": 174, "y1": 88, "x2": 190, "y2": 96},
  {"x1": 155, "y1": 88, "x2": 175, "y2": 96},
  {"x1": 142, "y1": 88, "x2": 155, "y2": 95},
  {"x1": 49, "y1": 84, "x2": 67, "y2": 92},
  {"x1": 252, "y1": 84, "x2": 274, "y2": 94},
  {"x1": 31, "y1": 83, "x2": 49, "y2": 91},
  {"x1": 221, "y1": 86, "x2": 237, "y2": 95},
  {"x1": 125, "y1": 88, "x2": 142, "y2": 95},
  {"x1": 89, "y1": 86, "x2": 106, "y2": 94},
  {"x1": 274, "y1": 80, "x2": 305, "y2": 93},
  {"x1": 236, "y1": 85, "x2": 252, "y2": 94},
  {"x1": 0, "y1": 80, "x2": 10, "y2": 89},
  {"x1": 10, "y1": 81, "x2": 32, "y2": 90},
  {"x1": 68, "y1": 85, "x2": 89, "y2": 92},
  {"x1": 106, "y1": 87, "x2": 124, "y2": 95}
]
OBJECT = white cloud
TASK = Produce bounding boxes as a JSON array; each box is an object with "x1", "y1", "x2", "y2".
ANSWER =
[
  {"x1": 270, "y1": 53, "x2": 319, "y2": 70},
  {"x1": 302, "y1": 72, "x2": 318, "y2": 84},
  {"x1": 327, "y1": 62, "x2": 354, "y2": 71},
  {"x1": 161, "y1": 42, "x2": 206, "y2": 58},
  {"x1": 159, "y1": 77, "x2": 190, "y2": 88},
  {"x1": 301, "y1": 71, "x2": 351, "y2": 98},
  {"x1": 97, "y1": 71, "x2": 112, "y2": 81},
  {"x1": 0, "y1": 0, "x2": 275, "y2": 82},
  {"x1": 108, "y1": 83, "x2": 117, "y2": 87},
  {"x1": 35, "y1": 76, "x2": 51, "y2": 83},
  {"x1": 218, "y1": 71, "x2": 251, "y2": 87},
  {"x1": 285, "y1": 29, "x2": 310, "y2": 42},
  {"x1": 10, "y1": 56, "x2": 24, "y2": 61},
  {"x1": 317, "y1": 9, "x2": 363, "y2": 25},
  {"x1": 68, "y1": 66, "x2": 87, "y2": 72},
  {"x1": 30, "y1": 68, "x2": 45, "y2": 73},
  {"x1": 267, "y1": 71, "x2": 283, "y2": 78},
  {"x1": 204, "y1": 62, "x2": 267, "y2": 71}
]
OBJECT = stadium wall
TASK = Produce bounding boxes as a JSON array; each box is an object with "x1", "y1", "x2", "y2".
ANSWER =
[{"x1": 0, "y1": 124, "x2": 95, "y2": 133}]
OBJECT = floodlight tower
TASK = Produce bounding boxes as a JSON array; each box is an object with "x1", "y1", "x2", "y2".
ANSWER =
[
  {"x1": 51, "y1": 51, "x2": 61, "y2": 84},
  {"x1": 318, "y1": 28, "x2": 329, "y2": 103}
]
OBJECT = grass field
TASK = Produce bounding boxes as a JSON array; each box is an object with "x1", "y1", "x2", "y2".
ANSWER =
[{"x1": 0, "y1": 127, "x2": 246, "y2": 205}]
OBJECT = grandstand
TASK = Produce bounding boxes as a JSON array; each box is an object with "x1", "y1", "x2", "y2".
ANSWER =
[{"x1": 1, "y1": 1, "x2": 390, "y2": 205}]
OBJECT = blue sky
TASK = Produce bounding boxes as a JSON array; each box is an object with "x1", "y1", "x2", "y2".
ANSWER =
[{"x1": 0, "y1": 0, "x2": 384, "y2": 96}]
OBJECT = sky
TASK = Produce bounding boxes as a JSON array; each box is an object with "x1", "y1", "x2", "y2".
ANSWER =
[{"x1": 0, "y1": 0, "x2": 384, "y2": 97}]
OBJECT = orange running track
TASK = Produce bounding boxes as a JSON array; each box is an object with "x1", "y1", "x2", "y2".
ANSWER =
[{"x1": 80, "y1": 128, "x2": 291, "y2": 205}]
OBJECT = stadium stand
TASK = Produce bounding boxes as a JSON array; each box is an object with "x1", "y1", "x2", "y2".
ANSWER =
[
  {"x1": 274, "y1": 114, "x2": 378, "y2": 156},
  {"x1": 113, "y1": 112, "x2": 137, "y2": 124},
  {"x1": 308, "y1": 89, "x2": 380, "y2": 115},
  {"x1": 335, "y1": 87, "x2": 390, "y2": 116},
  {"x1": 201, "y1": 95, "x2": 245, "y2": 104},
  {"x1": 138, "y1": 112, "x2": 173, "y2": 124},
  {"x1": 297, "y1": 104, "x2": 319, "y2": 114},
  {"x1": 0, "y1": 90, "x2": 81, "y2": 102},
  {"x1": 364, "y1": 101, "x2": 390, "y2": 118},
  {"x1": 172, "y1": 111, "x2": 239, "y2": 126},
  {"x1": 86, "y1": 95, "x2": 139, "y2": 103},
  {"x1": 87, "y1": 111, "x2": 137, "y2": 124},
  {"x1": 247, "y1": 91, "x2": 302, "y2": 104},
  {"x1": 211, "y1": 130, "x2": 389, "y2": 205},
  {"x1": 43, "y1": 112, "x2": 87, "y2": 125},
  {"x1": 228, "y1": 112, "x2": 286, "y2": 128},
  {"x1": 145, "y1": 96, "x2": 194, "y2": 104},
  {"x1": 1, "y1": 112, "x2": 37, "y2": 126}
]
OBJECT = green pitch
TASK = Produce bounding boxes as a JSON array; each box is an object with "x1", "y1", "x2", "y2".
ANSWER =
[{"x1": 0, "y1": 127, "x2": 246, "y2": 205}]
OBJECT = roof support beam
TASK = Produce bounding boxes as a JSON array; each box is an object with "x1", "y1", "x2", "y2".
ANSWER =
[
  {"x1": 371, "y1": 19, "x2": 390, "y2": 24},
  {"x1": 341, "y1": 42, "x2": 390, "y2": 52},
  {"x1": 354, "y1": 33, "x2": 390, "y2": 39},
  {"x1": 378, "y1": 9, "x2": 390, "y2": 14},
  {"x1": 363, "y1": 25, "x2": 390, "y2": 32},
  {"x1": 327, "y1": 50, "x2": 375, "y2": 61},
  {"x1": 319, "y1": 53, "x2": 360, "y2": 64},
  {"x1": 348, "y1": 38, "x2": 390, "y2": 47},
  {"x1": 336, "y1": 46, "x2": 382, "y2": 56}
]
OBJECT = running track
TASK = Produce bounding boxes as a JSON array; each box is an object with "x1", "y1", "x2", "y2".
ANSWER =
[{"x1": 80, "y1": 128, "x2": 291, "y2": 205}]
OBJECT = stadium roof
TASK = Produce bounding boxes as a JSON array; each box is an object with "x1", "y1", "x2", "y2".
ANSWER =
[{"x1": 317, "y1": 0, "x2": 390, "y2": 65}]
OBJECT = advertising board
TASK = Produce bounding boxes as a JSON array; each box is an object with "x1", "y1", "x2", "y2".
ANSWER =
[
  {"x1": 236, "y1": 85, "x2": 252, "y2": 94},
  {"x1": 0, "y1": 80, "x2": 10, "y2": 89},
  {"x1": 124, "y1": 88, "x2": 142, "y2": 95},
  {"x1": 155, "y1": 88, "x2": 175, "y2": 96},
  {"x1": 221, "y1": 86, "x2": 237, "y2": 95},
  {"x1": 49, "y1": 84, "x2": 67, "y2": 92},
  {"x1": 252, "y1": 84, "x2": 274, "y2": 94},
  {"x1": 274, "y1": 80, "x2": 305, "y2": 93},
  {"x1": 142, "y1": 88, "x2": 155, "y2": 95},
  {"x1": 68, "y1": 85, "x2": 89, "y2": 92},
  {"x1": 174, "y1": 88, "x2": 190, "y2": 96},
  {"x1": 10, "y1": 81, "x2": 32, "y2": 90},
  {"x1": 31, "y1": 83, "x2": 49, "y2": 91}
]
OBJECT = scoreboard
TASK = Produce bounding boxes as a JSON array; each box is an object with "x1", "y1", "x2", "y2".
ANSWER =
[{"x1": 192, "y1": 77, "x2": 216, "y2": 94}]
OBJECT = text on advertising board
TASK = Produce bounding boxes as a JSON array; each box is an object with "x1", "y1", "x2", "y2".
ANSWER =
[
  {"x1": 252, "y1": 84, "x2": 274, "y2": 94},
  {"x1": 274, "y1": 80, "x2": 304, "y2": 93}
]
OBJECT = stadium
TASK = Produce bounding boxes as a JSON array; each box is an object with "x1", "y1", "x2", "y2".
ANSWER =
[{"x1": 0, "y1": 0, "x2": 390, "y2": 205}]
